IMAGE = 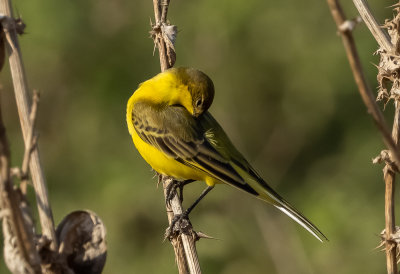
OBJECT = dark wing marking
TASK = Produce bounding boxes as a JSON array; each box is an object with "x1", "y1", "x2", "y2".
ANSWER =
[
  {"x1": 132, "y1": 101, "x2": 258, "y2": 195},
  {"x1": 199, "y1": 112, "x2": 273, "y2": 188}
]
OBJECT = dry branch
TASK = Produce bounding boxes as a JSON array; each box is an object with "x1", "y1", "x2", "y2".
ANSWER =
[
  {"x1": 0, "y1": 0, "x2": 58, "y2": 251},
  {"x1": 20, "y1": 90, "x2": 39, "y2": 195},
  {"x1": 382, "y1": 101, "x2": 400, "y2": 274},
  {"x1": 353, "y1": 0, "x2": 393, "y2": 52},
  {"x1": 0, "y1": 1, "x2": 110, "y2": 273},
  {"x1": 327, "y1": 0, "x2": 400, "y2": 273},
  {"x1": 327, "y1": 0, "x2": 400, "y2": 169},
  {"x1": 150, "y1": 0, "x2": 202, "y2": 273},
  {"x1": 0, "y1": 96, "x2": 40, "y2": 273}
]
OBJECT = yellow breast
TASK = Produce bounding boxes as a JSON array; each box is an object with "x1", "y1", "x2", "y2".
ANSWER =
[{"x1": 130, "y1": 128, "x2": 206, "y2": 181}]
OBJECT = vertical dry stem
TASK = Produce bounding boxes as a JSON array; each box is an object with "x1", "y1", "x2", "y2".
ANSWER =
[
  {"x1": 20, "y1": 90, "x2": 39, "y2": 195},
  {"x1": 0, "y1": 96, "x2": 40, "y2": 272},
  {"x1": 162, "y1": 177, "x2": 201, "y2": 274},
  {"x1": 327, "y1": 0, "x2": 399, "y2": 272},
  {"x1": 152, "y1": 0, "x2": 169, "y2": 72},
  {"x1": 0, "y1": 0, "x2": 57, "y2": 250},
  {"x1": 327, "y1": 0, "x2": 400, "y2": 167},
  {"x1": 353, "y1": 0, "x2": 393, "y2": 52},
  {"x1": 384, "y1": 101, "x2": 400, "y2": 274},
  {"x1": 383, "y1": 167, "x2": 397, "y2": 274},
  {"x1": 151, "y1": 1, "x2": 201, "y2": 273}
]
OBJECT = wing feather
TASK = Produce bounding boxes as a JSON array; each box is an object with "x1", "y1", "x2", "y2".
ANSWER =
[{"x1": 131, "y1": 101, "x2": 257, "y2": 194}]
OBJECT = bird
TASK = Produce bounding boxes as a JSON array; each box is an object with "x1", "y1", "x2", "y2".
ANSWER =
[{"x1": 126, "y1": 67, "x2": 327, "y2": 242}]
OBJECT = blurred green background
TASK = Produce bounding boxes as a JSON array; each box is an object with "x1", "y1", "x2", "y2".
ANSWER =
[{"x1": 0, "y1": 0, "x2": 395, "y2": 273}]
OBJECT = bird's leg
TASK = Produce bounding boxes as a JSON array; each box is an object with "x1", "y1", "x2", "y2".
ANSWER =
[
  {"x1": 184, "y1": 185, "x2": 214, "y2": 216},
  {"x1": 165, "y1": 179, "x2": 195, "y2": 205},
  {"x1": 165, "y1": 185, "x2": 214, "y2": 240}
]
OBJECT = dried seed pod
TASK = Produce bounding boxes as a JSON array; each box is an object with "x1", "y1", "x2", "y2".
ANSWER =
[{"x1": 56, "y1": 210, "x2": 107, "y2": 274}]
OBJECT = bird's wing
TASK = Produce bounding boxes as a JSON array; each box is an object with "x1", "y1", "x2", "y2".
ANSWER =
[
  {"x1": 132, "y1": 102, "x2": 327, "y2": 241},
  {"x1": 131, "y1": 101, "x2": 258, "y2": 195},
  {"x1": 199, "y1": 113, "x2": 328, "y2": 242}
]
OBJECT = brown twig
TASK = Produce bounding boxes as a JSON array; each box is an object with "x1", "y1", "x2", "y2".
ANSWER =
[
  {"x1": 354, "y1": 2, "x2": 400, "y2": 273},
  {"x1": 152, "y1": 0, "x2": 169, "y2": 72},
  {"x1": 384, "y1": 101, "x2": 399, "y2": 273},
  {"x1": 162, "y1": 177, "x2": 201, "y2": 274},
  {"x1": 327, "y1": 0, "x2": 400, "y2": 169},
  {"x1": 160, "y1": 0, "x2": 170, "y2": 25},
  {"x1": 151, "y1": 1, "x2": 201, "y2": 273},
  {"x1": 327, "y1": 0, "x2": 399, "y2": 272},
  {"x1": 353, "y1": 0, "x2": 393, "y2": 53},
  {"x1": 381, "y1": 100, "x2": 400, "y2": 274},
  {"x1": 20, "y1": 90, "x2": 39, "y2": 195},
  {"x1": 0, "y1": 94, "x2": 41, "y2": 273},
  {"x1": 0, "y1": 0, "x2": 58, "y2": 251}
]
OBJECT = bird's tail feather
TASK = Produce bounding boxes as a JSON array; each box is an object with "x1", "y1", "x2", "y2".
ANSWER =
[
  {"x1": 254, "y1": 181, "x2": 327, "y2": 242},
  {"x1": 230, "y1": 163, "x2": 327, "y2": 242},
  {"x1": 272, "y1": 198, "x2": 327, "y2": 242}
]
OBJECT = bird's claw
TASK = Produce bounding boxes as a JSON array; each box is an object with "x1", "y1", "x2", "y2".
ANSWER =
[
  {"x1": 165, "y1": 179, "x2": 194, "y2": 206},
  {"x1": 164, "y1": 213, "x2": 216, "y2": 242},
  {"x1": 165, "y1": 181, "x2": 182, "y2": 206},
  {"x1": 164, "y1": 211, "x2": 191, "y2": 241}
]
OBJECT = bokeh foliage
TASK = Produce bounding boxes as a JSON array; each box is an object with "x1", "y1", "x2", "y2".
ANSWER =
[{"x1": 0, "y1": 0, "x2": 395, "y2": 273}]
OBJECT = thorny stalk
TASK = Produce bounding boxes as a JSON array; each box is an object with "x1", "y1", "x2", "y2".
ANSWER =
[
  {"x1": 327, "y1": 0, "x2": 400, "y2": 273},
  {"x1": 150, "y1": 0, "x2": 201, "y2": 273}
]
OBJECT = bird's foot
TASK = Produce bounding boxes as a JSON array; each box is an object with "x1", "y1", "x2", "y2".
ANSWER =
[
  {"x1": 164, "y1": 212, "x2": 217, "y2": 242},
  {"x1": 164, "y1": 211, "x2": 192, "y2": 241},
  {"x1": 165, "y1": 179, "x2": 194, "y2": 205}
]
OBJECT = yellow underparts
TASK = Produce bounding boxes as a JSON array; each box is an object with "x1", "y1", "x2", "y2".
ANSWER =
[{"x1": 131, "y1": 130, "x2": 218, "y2": 187}]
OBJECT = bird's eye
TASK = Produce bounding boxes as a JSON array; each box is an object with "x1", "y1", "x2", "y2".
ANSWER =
[{"x1": 195, "y1": 98, "x2": 202, "y2": 108}]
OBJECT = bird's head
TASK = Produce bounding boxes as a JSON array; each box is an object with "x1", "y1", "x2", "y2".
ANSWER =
[{"x1": 170, "y1": 67, "x2": 215, "y2": 117}]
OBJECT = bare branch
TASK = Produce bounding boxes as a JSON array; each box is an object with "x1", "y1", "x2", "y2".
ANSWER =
[
  {"x1": 384, "y1": 155, "x2": 397, "y2": 274},
  {"x1": 326, "y1": 0, "x2": 400, "y2": 169},
  {"x1": 162, "y1": 177, "x2": 201, "y2": 274},
  {"x1": 327, "y1": 0, "x2": 400, "y2": 272},
  {"x1": 382, "y1": 102, "x2": 400, "y2": 274},
  {"x1": 152, "y1": 0, "x2": 161, "y2": 25},
  {"x1": 20, "y1": 90, "x2": 39, "y2": 194},
  {"x1": 353, "y1": 0, "x2": 393, "y2": 52},
  {"x1": 150, "y1": 0, "x2": 201, "y2": 273},
  {"x1": 0, "y1": 94, "x2": 41, "y2": 273},
  {"x1": 160, "y1": 0, "x2": 170, "y2": 24},
  {"x1": 0, "y1": 0, "x2": 57, "y2": 250}
]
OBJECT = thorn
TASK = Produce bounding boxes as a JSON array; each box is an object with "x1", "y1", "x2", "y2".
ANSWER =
[{"x1": 195, "y1": 231, "x2": 219, "y2": 241}]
